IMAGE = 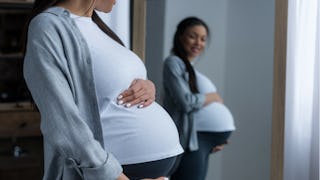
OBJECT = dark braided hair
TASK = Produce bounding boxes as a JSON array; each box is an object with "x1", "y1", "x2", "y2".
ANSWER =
[{"x1": 172, "y1": 17, "x2": 209, "y2": 93}]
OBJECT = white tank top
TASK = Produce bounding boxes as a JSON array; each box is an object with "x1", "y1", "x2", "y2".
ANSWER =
[
  {"x1": 72, "y1": 14, "x2": 183, "y2": 165},
  {"x1": 193, "y1": 71, "x2": 236, "y2": 132}
]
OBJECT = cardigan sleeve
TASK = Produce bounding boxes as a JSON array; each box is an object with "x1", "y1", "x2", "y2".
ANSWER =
[
  {"x1": 23, "y1": 14, "x2": 122, "y2": 180},
  {"x1": 163, "y1": 56, "x2": 206, "y2": 113}
]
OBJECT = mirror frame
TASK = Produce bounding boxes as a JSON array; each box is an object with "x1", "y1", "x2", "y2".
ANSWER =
[
  {"x1": 271, "y1": 0, "x2": 287, "y2": 179},
  {"x1": 132, "y1": 1, "x2": 288, "y2": 179},
  {"x1": 131, "y1": 0, "x2": 146, "y2": 62}
]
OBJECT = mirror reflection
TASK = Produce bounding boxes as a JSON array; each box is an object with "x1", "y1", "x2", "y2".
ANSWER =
[{"x1": 145, "y1": 0, "x2": 275, "y2": 180}]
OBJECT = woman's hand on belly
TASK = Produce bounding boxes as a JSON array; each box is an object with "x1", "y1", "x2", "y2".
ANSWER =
[
  {"x1": 204, "y1": 92, "x2": 224, "y2": 106},
  {"x1": 117, "y1": 79, "x2": 156, "y2": 108}
]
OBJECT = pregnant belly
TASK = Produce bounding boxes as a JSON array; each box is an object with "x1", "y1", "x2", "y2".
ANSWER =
[
  {"x1": 101, "y1": 102, "x2": 182, "y2": 164},
  {"x1": 194, "y1": 102, "x2": 235, "y2": 131}
]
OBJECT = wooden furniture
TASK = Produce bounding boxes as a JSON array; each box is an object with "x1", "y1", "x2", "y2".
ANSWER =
[
  {"x1": 0, "y1": 105, "x2": 42, "y2": 180},
  {"x1": 0, "y1": 1, "x2": 43, "y2": 180}
]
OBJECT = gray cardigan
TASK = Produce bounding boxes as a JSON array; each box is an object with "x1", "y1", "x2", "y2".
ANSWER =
[
  {"x1": 24, "y1": 7, "x2": 122, "y2": 180},
  {"x1": 162, "y1": 55, "x2": 206, "y2": 151}
]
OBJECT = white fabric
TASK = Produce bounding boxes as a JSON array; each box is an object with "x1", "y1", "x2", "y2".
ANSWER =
[
  {"x1": 193, "y1": 71, "x2": 236, "y2": 132},
  {"x1": 72, "y1": 15, "x2": 183, "y2": 165},
  {"x1": 284, "y1": 0, "x2": 319, "y2": 179}
]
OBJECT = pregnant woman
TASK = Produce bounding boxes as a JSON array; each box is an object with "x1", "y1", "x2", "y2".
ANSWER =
[
  {"x1": 23, "y1": 0, "x2": 183, "y2": 179},
  {"x1": 163, "y1": 17, "x2": 235, "y2": 180}
]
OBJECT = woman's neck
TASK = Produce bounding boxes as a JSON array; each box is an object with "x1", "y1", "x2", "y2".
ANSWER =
[
  {"x1": 188, "y1": 56, "x2": 195, "y2": 63},
  {"x1": 57, "y1": 0, "x2": 95, "y2": 17}
]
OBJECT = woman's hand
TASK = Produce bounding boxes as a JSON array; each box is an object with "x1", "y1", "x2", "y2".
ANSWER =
[
  {"x1": 211, "y1": 144, "x2": 225, "y2": 153},
  {"x1": 204, "y1": 92, "x2": 223, "y2": 106},
  {"x1": 142, "y1": 177, "x2": 166, "y2": 180},
  {"x1": 211, "y1": 140, "x2": 229, "y2": 153},
  {"x1": 117, "y1": 173, "x2": 129, "y2": 180},
  {"x1": 117, "y1": 173, "x2": 165, "y2": 180},
  {"x1": 117, "y1": 79, "x2": 156, "y2": 108}
]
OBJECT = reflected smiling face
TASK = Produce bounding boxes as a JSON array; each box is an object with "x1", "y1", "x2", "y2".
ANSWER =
[
  {"x1": 95, "y1": 0, "x2": 116, "y2": 13},
  {"x1": 180, "y1": 25, "x2": 208, "y2": 62}
]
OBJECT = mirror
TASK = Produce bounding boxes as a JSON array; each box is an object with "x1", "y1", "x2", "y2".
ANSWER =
[{"x1": 144, "y1": 0, "x2": 275, "y2": 180}]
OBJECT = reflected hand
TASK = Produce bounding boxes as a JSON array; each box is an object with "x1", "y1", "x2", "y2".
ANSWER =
[
  {"x1": 211, "y1": 140, "x2": 229, "y2": 153},
  {"x1": 211, "y1": 144, "x2": 225, "y2": 153},
  {"x1": 205, "y1": 92, "x2": 224, "y2": 106},
  {"x1": 211, "y1": 92, "x2": 223, "y2": 103},
  {"x1": 117, "y1": 79, "x2": 156, "y2": 108}
]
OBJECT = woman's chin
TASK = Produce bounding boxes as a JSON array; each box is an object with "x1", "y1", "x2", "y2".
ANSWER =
[{"x1": 95, "y1": 7, "x2": 113, "y2": 13}]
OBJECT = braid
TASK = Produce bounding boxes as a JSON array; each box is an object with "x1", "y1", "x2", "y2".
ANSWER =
[
  {"x1": 92, "y1": 11, "x2": 124, "y2": 46},
  {"x1": 174, "y1": 46, "x2": 199, "y2": 93}
]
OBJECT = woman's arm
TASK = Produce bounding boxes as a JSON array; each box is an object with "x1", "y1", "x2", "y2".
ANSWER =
[
  {"x1": 204, "y1": 92, "x2": 224, "y2": 106},
  {"x1": 163, "y1": 57, "x2": 206, "y2": 113},
  {"x1": 24, "y1": 15, "x2": 122, "y2": 180}
]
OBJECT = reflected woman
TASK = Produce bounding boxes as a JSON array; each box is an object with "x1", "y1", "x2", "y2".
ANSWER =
[{"x1": 163, "y1": 17, "x2": 236, "y2": 180}]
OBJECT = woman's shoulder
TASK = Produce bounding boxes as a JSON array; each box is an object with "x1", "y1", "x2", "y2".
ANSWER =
[
  {"x1": 29, "y1": 7, "x2": 70, "y2": 31},
  {"x1": 164, "y1": 55, "x2": 185, "y2": 68},
  {"x1": 165, "y1": 55, "x2": 181, "y2": 62},
  {"x1": 28, "y1": 7, "x2": 75, "y2": 43},
  {"x1": 163, "y1": 55, "x2": 187, "y2": 76}
]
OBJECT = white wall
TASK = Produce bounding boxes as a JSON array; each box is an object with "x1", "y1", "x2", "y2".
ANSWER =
[
  {"x1": 221, "y1": 1, "x2": 274, "y2": 180},
  {"x1": 145, "y1": 0, "x2": 274, "y2": 180}
]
